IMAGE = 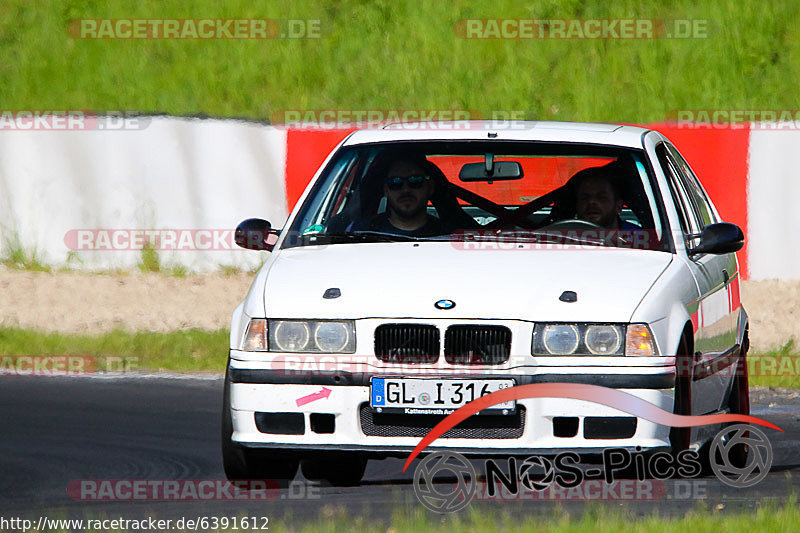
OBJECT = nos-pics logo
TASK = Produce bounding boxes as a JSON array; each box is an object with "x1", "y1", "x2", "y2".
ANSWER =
[
  {"x1": 412, "y1": 423, "x2": 773, "y2": 513},
  {"x1": 405, "y1": 384, "x2": 781, "y2": 513}
]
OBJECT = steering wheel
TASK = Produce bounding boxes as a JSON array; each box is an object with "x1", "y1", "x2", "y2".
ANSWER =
[
  {"x1": 482, "y1": 213, "x2": 539, "y2": 230},
  {"x1": 537, "y1": 218, "x2": 604, "y2": 231}
]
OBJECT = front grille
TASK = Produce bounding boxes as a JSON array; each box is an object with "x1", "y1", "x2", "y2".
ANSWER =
[
  {"x1": 359, "y1": 403, "x2": 525, "y2": 439},
  {"x1": 374, "y1": 324, "x2": 439, "y2": 364},
  {"x1": 444, "y1": 325, "x2": 512, "y2": 365}
]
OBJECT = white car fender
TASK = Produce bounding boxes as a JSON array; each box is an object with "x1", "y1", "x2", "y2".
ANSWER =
[{"x1": 630, "y1": 258, "x2": 699, "y2": 357}]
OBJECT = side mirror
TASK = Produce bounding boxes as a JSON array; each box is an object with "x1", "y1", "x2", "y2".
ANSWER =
[
  {"x1": 690, "y1": 222, "x2": 744, "y2": 255},
  {"x1": 235, "y1": 218, "x2": 276, "y2": 251}
]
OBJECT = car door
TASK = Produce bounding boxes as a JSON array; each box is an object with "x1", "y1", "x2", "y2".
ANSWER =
[
  {"x1": 656, "y1": 143, "x2": 734, "y2": 415},
  {"x1": 666, "y1": 143, "x2": 740, "y2": 343}
]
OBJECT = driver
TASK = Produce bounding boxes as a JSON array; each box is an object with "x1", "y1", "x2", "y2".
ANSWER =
[
  {"x1": 354, "y1": 156, "x2": 447, "y2": 237},
  {"x1": 572, "y1": 167, "x2": 639, "y2": 230}
]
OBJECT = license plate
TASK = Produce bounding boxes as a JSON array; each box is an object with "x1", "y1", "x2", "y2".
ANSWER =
[{"x1": 370, "y1": 378, "x2": 515, "y2": 415}]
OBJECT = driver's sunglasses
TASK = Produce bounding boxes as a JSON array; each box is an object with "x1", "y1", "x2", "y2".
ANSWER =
[{"x1": 385, "y1": 175, "x2": 430, "y2": 191}]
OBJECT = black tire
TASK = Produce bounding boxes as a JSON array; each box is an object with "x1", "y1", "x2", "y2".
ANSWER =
[
  {"x1": 301, "y1": 453, "x2": 367, "y2": 487},
  {"x1": 719, "y1": 338, "x2": 751, "y2": 468},
  {"x1": 221, "y1": 362, "x2": 299, "y2": 484},
  {"x1": 677, "y1": 335, "x2": 752, "y2": 475},
  {"x1": 667, "y1": 334, "x2": 713, "y2": 478},
  {"x1": 669, "y1": 336, "x2": 693, "y2": 457}
]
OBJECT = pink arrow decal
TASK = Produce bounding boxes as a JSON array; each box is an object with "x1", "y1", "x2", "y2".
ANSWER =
[{"x1": 295, "y1": 387, "x2": 332, "y2": 407}]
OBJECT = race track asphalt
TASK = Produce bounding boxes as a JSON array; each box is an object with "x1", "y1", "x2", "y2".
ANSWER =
[{"x1": 0, "y1": 375, "x2": 797, "y2": 525}]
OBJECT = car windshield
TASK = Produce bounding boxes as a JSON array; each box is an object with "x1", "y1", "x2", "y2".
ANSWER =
[{"x1": 282, "y1": 141, "x2": 666, "y2": 251}]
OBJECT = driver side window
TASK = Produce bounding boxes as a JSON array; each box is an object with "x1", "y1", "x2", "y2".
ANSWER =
[
  {"x1": 657, "y1": 144, "x2": 702, "y2": 242},
  {"x1": 667, "y1": 143, "x2": 718, "y2": 227}
]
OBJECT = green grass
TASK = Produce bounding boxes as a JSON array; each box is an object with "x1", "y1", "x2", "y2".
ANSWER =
[
  {"x1": 207, "y1": 498, "x2": 800, "y2": 532},
  {"x1": 1, "y1": 235, "x2": 51, "y2": 272},
  {"x1": 2, "y1": 241, "x2": 232, "y2": 277},
  {"x1": 341, "y1": 500, "x2": 800, "y2": 533},
  {"x1": 7, "y1": 497, "x2": 798, "y2": 533},
  {"x1": 0, "y1": 326, "x2": 228, "y2": 372},
  {"x1": 1, "y1": 1, "x2": 799, "y2": 123},
  {"x1": 136, "y1": 243, "x2": 190, "y2": 277},
  {"x1": 137, "y1": 242, "x2": 161, "y2": 273},
  {"x1": 2, "y1": 236, "x2": 261, "y2": 276},
  {"x1": 749, "y1": 339, "x2": 800, "y2": 389}
]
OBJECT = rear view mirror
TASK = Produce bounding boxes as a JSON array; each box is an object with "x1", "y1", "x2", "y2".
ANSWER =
[
  {"x1": 235, "y1": 218, "x2": 276, "y2": 251},
  {"x1": 459, "y1": 154, "x2": 523, "y2": 182},
  {"x1": 690, "y1": 222, "x2": 744, "y2": 255}
]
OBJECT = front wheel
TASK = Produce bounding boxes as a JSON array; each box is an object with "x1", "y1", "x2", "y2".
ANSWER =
[
  {"x1": 669, "y1": 337, "x2": 693, "y2": 459},
  {"x1": 719, "y1": 339, "x2": 751, "y2": 468},
  {"x1": 301, "y1": 453, "x2": 367, "y2": 486}
]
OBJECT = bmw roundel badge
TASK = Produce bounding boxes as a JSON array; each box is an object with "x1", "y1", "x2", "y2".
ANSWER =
[{"x1": 434, "y1": 299, "x2": 456, "y2": 310}]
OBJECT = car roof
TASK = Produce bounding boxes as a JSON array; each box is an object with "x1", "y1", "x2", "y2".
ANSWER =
[{"x1": 342, "y1": 121, "x2": 651, "y2": 149}]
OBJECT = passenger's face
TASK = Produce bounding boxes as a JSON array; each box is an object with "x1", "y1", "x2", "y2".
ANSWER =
[
  {"x1": 383, "y1": 161, "x2": 434, "y2": 220},
  {"x1": 576, "y1": 178, "x2": 623, "y2": 228}
]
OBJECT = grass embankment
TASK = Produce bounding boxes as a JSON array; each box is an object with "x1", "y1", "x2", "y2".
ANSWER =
[
  {"x1": 1, "y1": 238, "x2": 256, "y2": 276},
  {"x1": 1, "y1": 0, "x2": 799, "y2": 123},
  {"x1": 299, "y1": 501, "x2": 800, "y2": 533},
  {"x1": 748, "y1": 339, "x2": 799, "y2": 389},
  {"x1": 21, "y1": 499, "x2": 798, "y2": 533},
  {"x1": 0, "y1": 326, "x2": 228, "y2": 372}
]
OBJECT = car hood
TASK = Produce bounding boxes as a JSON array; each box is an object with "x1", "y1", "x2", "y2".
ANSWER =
[{"x1": 262, "y1": 242, "x2": 672, "y2": 322}]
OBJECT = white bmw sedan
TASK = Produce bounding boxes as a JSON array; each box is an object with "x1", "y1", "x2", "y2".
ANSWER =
[{"x1": 222, "y1": 121, "x2": 748, "y2": 486}]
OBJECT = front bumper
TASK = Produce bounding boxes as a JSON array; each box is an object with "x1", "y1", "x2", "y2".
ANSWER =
[{"x1": 228, "y1": 354, "x2": 677, "y2": 456}]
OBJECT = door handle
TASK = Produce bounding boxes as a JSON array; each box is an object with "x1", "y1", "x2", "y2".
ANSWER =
[{"x1": 722, "y1": 268, "x2": 729, "y2": 283}]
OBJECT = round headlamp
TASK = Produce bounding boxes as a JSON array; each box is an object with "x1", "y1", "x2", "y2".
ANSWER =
[
  {"x1": 314, "y1": 322, "x2": 351, "y2": 352},
  {"x1": 272, "y1": 321, "x2": 311, "y2": 352},
  {"x1": 585, "y1": 325, "x2": 622, "y2": 355},
  {"x1": 542, "y1": 324, "x2": 580, "y2": 355}
]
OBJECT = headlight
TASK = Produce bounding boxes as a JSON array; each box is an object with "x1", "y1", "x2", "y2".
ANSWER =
[
  {"x1": 268, "y1": 319, "x2": 355, "y2": 353},
  {"x1": 533, "y1": 323, "x2": 626, "y2": 356},
  {"x1": 272, "y1": 321, "x2": 312, "y2": 352},
  {"x1": 585, "y1": 325, "x2": 622, "y2": 355},
  {"x1": 314, "y1": 321, "x2": 352, "y2": 352},
  {"x1": 541, "y1": 325, "x2": 580, "y2": 355}
]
